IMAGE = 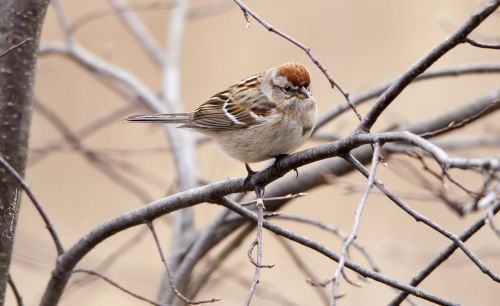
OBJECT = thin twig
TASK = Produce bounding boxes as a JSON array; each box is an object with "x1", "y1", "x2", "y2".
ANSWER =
[
  {"x1": 316, "y1": 64, "x2": 500, "y2": 131},
  {"x1": 147, "y1": 222, "x2": 220, "y2": 305},
  {"x1": 34, "y1": 100, "x2": 154, "y2": 203},
  {"x1": 188, "y1": 224, "x2": 299, "y2": 306},
  {"x1": 357, "y1": 0, "x2": 500, "y2": 132},
  {"x1": 70, "y1": 0, "x2": 232, "y2": 32},
  {"x1": 0, "y1": 157, "x2": 64, "y2": 255},
  {"x1": 40, "y1": 130, "x2": 498, "y2": 306},
  {"x1": 160, "y1": 1, "x2": 199, "y2": 303},
  {"x1": 272, "y1": 213, "x2": 380, "y2": 273},
  {"x1": 240, "y1": 193, "x2": 307, "y2": 206},
  {"x1": 217, "y1": 197, "x2": 458, "y2": 306},
  {"x1": 110, "y1": 0, "x2": 165, "y2": 66},
  {"x1": 29, "y1": 104, "x2": 137, "y2": 166},
  {"x1": 346, "y1": 152, "x2": 500, "y2": 283},
  {"x1": 52, "y1": 0, "x2": 74, "y2": 45},
  {"x1": 419, "y1": 99, "x2": 499, "y2": 138},
  {"x1": 391, "y1": 155, "x2": 467, "y2": 215},
  {"x1": 487, "y1": 203, "x2": 500, "y2": 238},
  {"x1": 0, "y1": 37, "x2": 32, "y2": 58},
  {"x1": 276, "y1": 237, "x2": 330, "y2": 305},
  {"x1": 68, "y1": 228, "x2": 148, "y2": 292},
  {"x1": 330, "y1": 143, "x2": 381, "y2": 305},
  {"x1": 388, "y1": 203, "x2": 500, "y2": 305},
  {"x1": 72, "y1": 269, "x2": 169, "y2": 306},
  {"x1": 39, "y1": 42, "x2": 167, "y2": 113},
  {"x1": 245, "y1": 186, "x2": 273, "y2": 306},
  {"x1": 464, "y1": 37, "x2": 500, "y2": 49},
  {"x1": 231, "y1": 0, "x2": 360, "y2": 120},
  {"x1": 8, "y1": 274, "x2": 24, "y2": 306},
  {"x1": 324, "y1": 173, "x2": 437, "y2": 202}
]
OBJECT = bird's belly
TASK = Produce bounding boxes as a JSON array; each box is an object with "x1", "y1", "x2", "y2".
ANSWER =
[{"x1": 211, "y1": 120, "x2": 312, "y2": 163}]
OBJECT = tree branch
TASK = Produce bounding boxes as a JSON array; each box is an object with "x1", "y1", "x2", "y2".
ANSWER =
[
  {"x1": 231, "y1": 0, "x2": 358, "y2": 119},
  {"x1": 39, "y1": 128, "x2": 499, "y2": 305},
  {"x1": 388, "y1": 203, "x2": 500, "y2": 305},
  {"x1": 0, "y1": 157, "x2": 64, "y2": 255},
  {"x1": 315, "y1": 63, "x2": 500, "y2": 131},
  {"x1": 217, "y1": 197, "x2": 458, "y2": 306},
  {"x1": 0, "y1": 0, "x2": 50, "y2": 302},
  {"x1": 357, "y1": 0, "x2": 500, "y2": 132},
  {"x1": 330, "y1": 143, "x2": 381, "y2": 305}
]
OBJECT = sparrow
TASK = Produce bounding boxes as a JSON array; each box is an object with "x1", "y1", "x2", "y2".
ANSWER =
[{"x1": 128, "y1": 62, "x2": 317, "y2": 177}]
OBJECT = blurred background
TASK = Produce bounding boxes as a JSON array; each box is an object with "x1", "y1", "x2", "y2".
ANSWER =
[{"x1": 7, "y1": 0, "x2": 500, "y2": 305}]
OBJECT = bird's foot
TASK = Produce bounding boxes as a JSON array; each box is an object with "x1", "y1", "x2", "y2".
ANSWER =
[{"x1": 274, "y1": 154, "x2": 298, "y2": 178}]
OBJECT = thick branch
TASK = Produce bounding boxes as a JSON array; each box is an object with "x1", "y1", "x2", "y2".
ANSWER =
[
  {"x1": 39, "y1": 129, "x2": 498, "y2": 305},
  {"x1": 388, "y1": 203, "x2": 500, "y2": 305},
  {"x1": 163, "y1": 90, "x2": 500, "y2": 301},
  {"x1": 316, "y1": 64, "x2": 500, "y2": 131},
  {"x1": 0, "y1": 0, "x2": 50, "y2": 303},
  {"x1": 217, "y1": 198, "x2": 458, "y2": 306},
  {"x1": 357, "y1": 0, "x2": 500, "y2": 132}
]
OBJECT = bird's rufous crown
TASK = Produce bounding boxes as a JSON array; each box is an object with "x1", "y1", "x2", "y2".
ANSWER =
[{"x1": 277, "y1": 62, "x2": 310, "y2": 88}]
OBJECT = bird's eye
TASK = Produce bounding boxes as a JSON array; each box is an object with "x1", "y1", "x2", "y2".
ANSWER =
[{"x1": 283, "y1": 86, "x2": 292, "y2": 93}]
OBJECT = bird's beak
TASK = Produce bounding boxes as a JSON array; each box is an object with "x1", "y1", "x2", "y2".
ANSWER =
[{"x1": 296, "y1": 87, "x2": 310, "y2": 99}]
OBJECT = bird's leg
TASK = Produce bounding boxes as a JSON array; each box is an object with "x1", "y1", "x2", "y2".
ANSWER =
[{"x1": 274, "y1": 154, "x2": 298, "y2": 178}]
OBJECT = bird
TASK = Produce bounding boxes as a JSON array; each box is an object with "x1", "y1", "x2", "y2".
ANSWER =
[{"x1": 127, "y1": 62, "x2": 317, "y2": 177}]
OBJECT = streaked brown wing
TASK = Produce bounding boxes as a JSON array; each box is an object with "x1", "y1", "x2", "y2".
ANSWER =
[
  {"x1": 184, "y1": 91, "x2": 246, "y2": 130},
  {"x1": 186, "y1": 74, "x2": 277, "y2": 131}
]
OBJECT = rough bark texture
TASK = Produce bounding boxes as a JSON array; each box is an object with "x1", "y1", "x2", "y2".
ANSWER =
[{"x1": 0, "y1": 0, "x2": 50, "y2": 304}]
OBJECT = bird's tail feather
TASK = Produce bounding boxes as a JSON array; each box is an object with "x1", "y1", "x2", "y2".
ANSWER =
[{"x1": 126, "y1": 113, "x2": 190, "y2": 124}]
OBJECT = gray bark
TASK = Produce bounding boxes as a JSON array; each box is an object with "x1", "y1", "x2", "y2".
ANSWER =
[{"x1": 0, "y1": 0, "x2": 50, "y2": 304}]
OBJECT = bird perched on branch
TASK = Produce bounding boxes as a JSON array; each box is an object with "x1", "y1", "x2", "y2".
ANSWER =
[{"x1": 128, "y1": 62, "x2": 317, "y2": 177}]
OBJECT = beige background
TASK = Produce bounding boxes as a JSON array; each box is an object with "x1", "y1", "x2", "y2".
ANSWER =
[{"x1": 7, "y1": 0, "x2": 500, "y2": 305}]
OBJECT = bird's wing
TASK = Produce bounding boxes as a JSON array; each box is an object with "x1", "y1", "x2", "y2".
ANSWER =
[{"x1": 186, "y1": 75, "x2": 278, "y2": 131}]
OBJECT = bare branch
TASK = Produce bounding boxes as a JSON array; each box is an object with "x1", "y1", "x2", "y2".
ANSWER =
[
  {"x1": 357, "y1": 0, "x2": 500, "y2": 132},
  {"x1": 330, "y1": 143, "x2": 381, "y2": 305},
  {"x1": 388, "y1": 203, "x2": 500, "y2": 305},
  {"x1": 187, "y1": 224, "x2": 255, "y2": 297},
  {"x1": 147, "y1": 222, "x2": 220, "y2": 305},
  {"x1": 73, "y1": 269, "x2": 169, "y2": 306},
  {"x1": 39, "y1": 130, "x2": 498, "y2": 305},
  {"x1": 231, "y1": 0, "x2": 359, "y2": 120},
  {"x1": 34, "y1": 100, "x2": 154, "y2": 203},
  {"x1": 217, "y1": 197, "x2": 459, "y2": 306},
  {"x1": 128, "y1": 92, "x2": 499, "y2": 300},
  {"x1": 29, "y1": 104, "x2": 137, "y2": 166},
  {"x1": 245, "y1": 186, "x2": 273, "y2": 306},
  {"x1": 464, "y1": 37, "x2": 500, "y2": 49},
  {"x1": 273, "y1": 213, "x2": 380, "y2": 273},
  {"x1": 159, "y1": 1, "x2": 199, "y2": 303},
  {"x1": 346, "y1": 152, "x2": 500, "y2": 282},
  {"x1": 419, "y1": 99, "x2": 499, "y2": 138},
  {"x1": 7, "y1": 275, "x2": 23, "y2": 306},
  {"x1": 39, "y1": 42, "x2": 167, "y2": 113},
  {"x1": 240, "y1": 193, "x2": 307, "y2": 207},
  {"x1": 110, "y1": 0, "x2": 165, "y2": 66},
  {"x1": 0, "y1": 157, "x2": 64, "y2": 255},
  {"x1": 68, "y1": 228, "x2": 148, "y2": 292},
  {"x1": 487, "y1": 203, "x2": 500, "y2": 238},
  {"x1": 316, "y1": 64, "x2": 500, "y2": 131},
  {"x1": 276, "y1": 237, "x2": 330, "y2": 306},
  {"x1": 70, "y1": 0, "x2": 231, "y2": 32},
  {"x1": 52, "y1": 0, "x2": 74, "y2": 45}
]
